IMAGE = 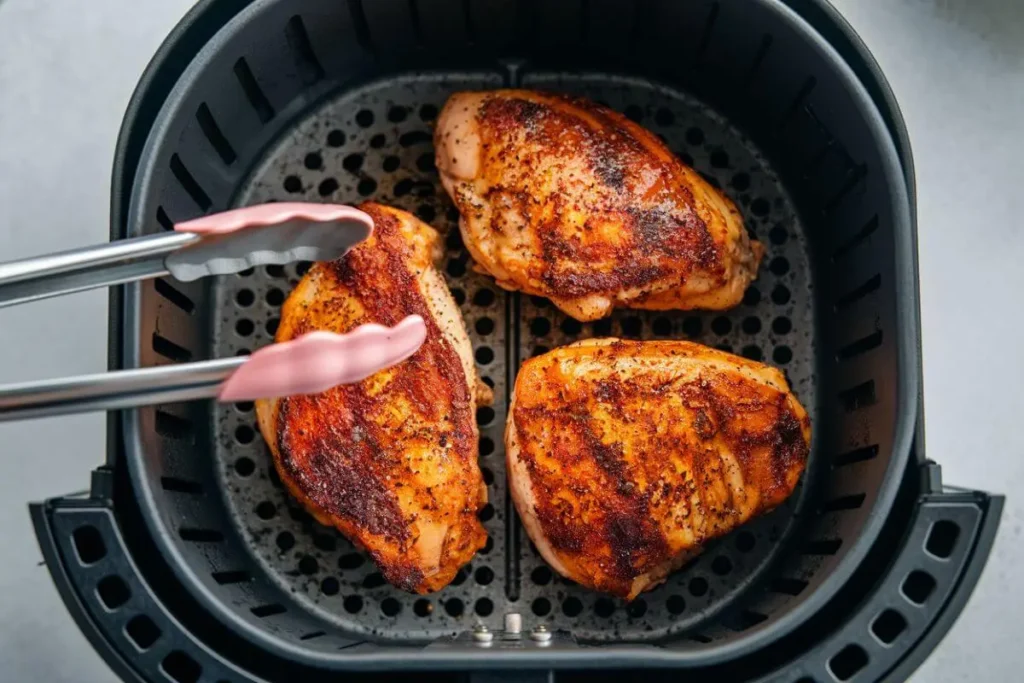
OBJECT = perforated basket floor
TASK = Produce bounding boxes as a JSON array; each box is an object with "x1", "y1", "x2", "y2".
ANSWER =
[{"x1": 210, "y1": 72, "x2": 817, "y2": 643}]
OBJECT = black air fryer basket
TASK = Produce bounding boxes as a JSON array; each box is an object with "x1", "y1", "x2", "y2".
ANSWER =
[{"x1": 31, "y1": 1, "x2": 1002, "y2": 681}]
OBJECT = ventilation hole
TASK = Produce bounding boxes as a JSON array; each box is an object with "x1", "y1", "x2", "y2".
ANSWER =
[
  {"x1": 282, "y1": 175, "x2": 303, "y2": 194},
  {"x1": 467, "y1": 566, "x2": 493, "y2": 587},
  {"x1": 446, "y1": 287, "x2": 463, "y2": 306},
  {"x1": 342, "y1": 153, "x2": 364, "y2": 173},
  {"x1": 773, "y1": 346, "x2": 792, "y2": 364},
  {"x1": 298, "y1": 556, "x2": 319, "y2": 575},
  {"x1": 357, "y1": 178, "x2": 377, "y2": 196},
  {"x1": 304, "y1": 152, "x2": 323, "y2": 170},
  {"x1": 531, "y1": 295, "x2": 550, "y2": 308},
  {"x1": 234, "y1": 425, "x2": 255, "y2": 446},
  {"x1": 902, "y1": 570, "x2": 936, "y2": 605},
  {"x1": 837, "y1": 330, "x2": 883, "y2": 361},
  {"x1": 233, "y1": 57, "x2": 274, "y2": 123},
  {"x1": 626, "y1": 599, "x2": 647, "y2": 618},
  {"x1": 475, "y1": 597, "x2": 494, "y2": 616},
  {"x1": 234, "y1": 457, "x2": 255, "y2": 478},
  {"x1": 833, "y1": 215, "x2": 879, "y2": 261},
  {"x1": 769, "y1": 256, "x2": 790, "y2": 276},
  {"x1": 446, "y1": 259, "x2": 467, "y2": 278},
  {"x1": 771, "y1": 316, "x2": 792, "y2": 335},
  {"x1": 195, "y1": 104, "x2": 236, "y2": 165},
  {"x1": 829, "y1": 644, "x2": 868, "y2": 681},
  {"x1": 355, "y1": 109, "x2": 374, "y2": 127},
  {"x1": 742, "y1": 287, "x2": 761, "y2": 308},
  {"x1": 742, "y1": 345, "x2": 763, "y2": 361},
  {"x1": 478, "y1": 504, "x2": 495, "y2": 522},
  {"x1": 479, "y1": 436, "x2": 494, "y2": 456},
  {"x1": 769, "y1": 225, "x2": 788, "y2": 246},
  {"x1": 482, "y1": 537, "x2": 494, "y2": 554},
  {"x1": 654, "y1": 107, "x2": 675, "y2": 126},
  {"x1": 731, "y1": 172, "x2": 750, "y2": 191},
  {"x1": 711, "y1": 316, "x2": 732, "y2": 335},
  {"x1": 735, "y1": 531, "x2": 755, "y2": 552},
  {"x1": 711, "y1": 556, "x2": 733, "y2": 576},
  {"x1": 685, "y1": 127, "x2": 705, "y2": 145},
  {"x1": 750, "y1": 197, "x2": 770, "y2": 217},
  {"x1": 623, "y1": 105, "x2": 644, "y2": 123},
  {"x1": 344, "y1": 595, "x2": 363, "y2": 613},
  {"x1": 235, "y1": 319, "x2": 254, "y2": 337},
  {"x1": 169, "y1": 154, "x2": 212, "y2": 211},
  {"x1": 417, "y1": 152, "x2": 436, "y2": 173},
  {"x1": 741, "y1": 317, "x2": 762, "y2": 334},
  {"x1": 444, "y1": 598, "x2": 464, "y2": 617},
  {"x1": 338, "y1": 553, "x2": 364, "y2": 570},
  {"x1": 393, "y1": 178, "x2": 416, "y2": 197},
  {"x1": 835, "y1": 274, "x2": 882, "y2": 310},
  {"x1": 474, "y1": 317, "x2": 494, "y2": 335},
  {"x1": 179, "y1": 528, "x2": 223, "y2": 543},
  {"x1": 733, "y1": 610, "x2": 768, "y2": 631},
  {"x1": 96, "y1": 575, "x2": 130, "y2": 610},
  {"x1": 276, "y1": 531, "x2": 295, "y2": 551},
  {"x1": 482, "y1": 468, "x2": 494, "y2": 486},
  {"x1": 399, "y1": 130, "x2": 431, "y2": 147},
  {"x1": 415, "y1": 204, "x2": 436, "y2": 222},
  {"x1": 839, "y1": 380, "x2": 876, "y2": 412},
  {"x1": 251, "y1": 604, "x2": 286, "y2": 618},
  {"x1": 261, "y1": 318, "x2": 277, "y2": 337},
  {"x1": 531, "y1": 566, "x2": 553, "y2": 586},
  {"x1": 530, "y1": 317, "x2": 551, "y2": 337},
  {"x1": 771, "y1": 284, "x2": 791, "y2": 305},
  {"x1": 667, "y1": 594, "x2": 686, "y2": 615},
  {"x1": 594, "y1": 598, "x2": 615, "y2": 618},
  {"x1": 481, "y1": 376, "x2": 494, "y2": 388},
  {"x1": 161, "y1": 651, "x2": 202, "y2": 683},
  {"x1": 414, "y1": 599, "x2": 432, "y2": 617},
  {"x1": 620, "y1": 316, "x2": 642, "y2": 337},
  {"x1": 770, "y1": 577, "x2": 808, "y2": 596},
  {"x1": 235, "y1": 289, "x2": 255, "y2": 307},
  {"x1": 872, "y1": 609, "x2": 907, "y2": 645},
  {"x1": 378, "y1": 156, "x2": 401, "y2": 174},
  {"x1": 804, "y1": 538, "x2": 842, "y2": 555},
  {"x1": 318, "y1": 178, "x2": 339, "y2": 197},
  {"x1": 688, "y1": 577, "x2": 709, "y2": 597},
  {"x1": 419, "y1": 103, "x2": 438, "y2": 121},
  {"x1": 363, "y1": 573, "x2": 386, "y2": 589},
  {"x1": 716, "y1": 343, "x2": 733, "y2": 354},
  {"x1": 211, "y1": 570, "x2": 251, "y2": 585},
  {"x1": 690, "y1": 634, "x2": 712, "y2": 644},
  {"x1": 926, "y1": 520, "x2": 960, "y2": 559},
  {"x1": 700, "y1": 172, "x2": 721, "y2": 189},
  {"x1": 381, "y1": 598, "x2": 402, "y2": 617},
  {"x1": 153, "y1": 279, "x2": 195, "y2": 315},
  {"x1": 532, "y1": 345, "x2": 549, "y2": 357},
  {"x1": 301, "y1": 630, "x2": 327, "y2": 641},
  {"x1": 268, "y1": 468, "x2": 282, "y2": 489},
  {"x1": 820, "y1": 493, "x2": 866, "y2": 513},
  {"x1": 288, "y1": 506, "x2": 312, "y2": 524},
  {"x1": 475, "y1": 347, "x2": 494, "y2": 365},
  {"x1": 125, "y1": 615, "x2": 161, "y2": 650},
  {"x1": 238, "y1": 267, "x2": 254, "y2": 277},
  {"x1": 476, "y1": 406, "x2": 495, "y2": 426},
  {"x1": 327, "y1": 129, "x2": 345, "y2": 147},
  {"x1": 235, "y1": 402, "x2": 253, "y2": 414},
  {"x1": 710, "y1": 150, "x2": 729, "y2": 169},
  {"x1": 679, "y1": 151, "x2": 695, "y2": 166},
  {"x1": 152, "y1": 333, "x2": 192, "y2": 362},
  {"x1": 156, "y1": 206, "x2": 175, "y2": 231}
]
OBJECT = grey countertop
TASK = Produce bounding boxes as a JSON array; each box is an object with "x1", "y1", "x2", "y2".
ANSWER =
[{"x1": 0, "y1": 0, "x2": 1021, "y2": 681}]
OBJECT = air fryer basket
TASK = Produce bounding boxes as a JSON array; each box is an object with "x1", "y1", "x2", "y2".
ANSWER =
[{"x1": 120, "y1": 0, "x2": 916, "y2": 669}]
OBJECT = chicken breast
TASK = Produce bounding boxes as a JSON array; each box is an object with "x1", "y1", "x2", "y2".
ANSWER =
[
  {"x1": 435, "y1": 90, "x2": 764, "y2": 321},
  {"x1": 506, "y1": 339, "x2": 810, "y2": 599},
  {"x1": 255, "y1": 202, "x2": 490, "y2": 594}
]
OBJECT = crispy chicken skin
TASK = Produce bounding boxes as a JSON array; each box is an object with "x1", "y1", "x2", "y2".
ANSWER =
[
  {"x1": 255, "y1": 203, "x2": 490, "y2": 594},
  {"x1": 506, "y1": 339, "x2": 810, "y2": 599},
  {"x1": 435, "y1": 90, "x2": 764, "y2": 321}
]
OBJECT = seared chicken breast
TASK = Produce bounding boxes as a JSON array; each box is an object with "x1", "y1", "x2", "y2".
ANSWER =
[
  {"x1": 436, "y1": 90, "x2": 764, "y2": 321},
  {"x1": 507, "y1": 339, "x2": 810, "y2": 599},
  {"x1": 255, "y1": 203, "x2": 490, "y2": 593}
]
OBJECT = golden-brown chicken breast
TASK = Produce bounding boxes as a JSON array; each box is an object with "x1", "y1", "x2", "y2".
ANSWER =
[
  {"x1": 255, "y1": 202, "x2": 490, "y2": 594},
  {"x1": 507, "y1": 339, "x2": 810, "y2": 599},
  {"x1": 435, "y1": 90, "x2": 764, "y2": 322}
]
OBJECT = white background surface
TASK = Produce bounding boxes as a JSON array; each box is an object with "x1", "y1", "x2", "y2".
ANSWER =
[{"x1": 0, "y1": 0, "x2": 1021, "y2": 680}]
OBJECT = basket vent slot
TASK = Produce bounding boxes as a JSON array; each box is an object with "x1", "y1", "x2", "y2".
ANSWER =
[
  {"x1": 871, "y1": 608, "x2": 907, "y2": 645},
  {"x1": 837, "y1": 330, "x2": 883, "y2": 361},
  {"x1": 212, "y1": 570, "x2": 252, "y2": 585},
  {"x1": 693, "y1": 2, "x2": 719, "y2": 67},
  {"x1": 96, "y1": 575, "x2": 131, "y2": 610},
  {"x1": 233, "y1": 57, "x2": 275, "y2": 123},
  {"x1": 804, "y1": 538, "x2": 842, "y2": 555},
  {"x1": 125, "y1": 615, "x2": 161, "y2": 650},
  {"x1": 901, "y1": 570, "x2": 936, "y2": 605},
  {"x1": 285, "y1": 16, "x2": 325, "y2": 84},
  {"x1": 161, "y1": 650, "x2": 202, "y2": 683},
  {"x1": 300, "y1": 631, "x2": 326, "y2": 641},
  {"x1": 347, "y1": 0, "x2": 374, "y2": 53},
  {"x1": 829, "y1": 643, "x2": 868, "y2": 681},
  {"x1": 155, "y1": 411, "x2": 194, "y2": 442},
  {"x1": 770, "y1": 577, "x2": 808, "y2": 596},
  {"x1": 159, "y1": 476, "x2": 203, "y2": 494},
  {"x1": 926, "y1": 520, "x2": 960, "y2": 559},
  {"x1": 195, "y1": 104, "x2": 237, "y2": 165},
  {"x1": 833, "y1": 215, "x2": 879, "y2": 261},
  {"x1": 835, "y1": 274, "x2": 881, "y2": 311},
  {"x1": 819, "y1": 493, "x2": 866, "y2": 513},
  {"x1": 834, "y1": 444, "x2": 879, "y2": 468},
  {"x1": 155, "y1": 206, "x2": 175, "y2": 231},
  {"x1": 839, "y1": 380, "x2": 876, "y2": 412},
  {"x1": 168, "y1": 154, "x2": 211, "y2": 211},
  {"x1": 153, "y1": 279, "x2": 196, "y2": 315},
  {"x1": 72, "y1": 525, "x2": 106, "y2": 565},
  {"x1": 251, "y1": 603, "x2": 288, "y2": 618},
  {"x1": 178, "y1": 528, "x2": 224, "y2": 543},
  {"x1": 152, "y1": 333, "x2": 192, "y2": 362},
  {"x1": 743, "y1": 34, "x2": 773, "y2": 86}
]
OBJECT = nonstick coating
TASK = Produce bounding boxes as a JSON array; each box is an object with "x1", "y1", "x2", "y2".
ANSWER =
[{"x1": 119, "y1": 0, "x2": 917, "y2": 669}]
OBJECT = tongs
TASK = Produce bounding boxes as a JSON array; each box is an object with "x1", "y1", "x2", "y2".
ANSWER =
[{"x1": 0, "y1": 203, "x2": 427, "y2": 421}]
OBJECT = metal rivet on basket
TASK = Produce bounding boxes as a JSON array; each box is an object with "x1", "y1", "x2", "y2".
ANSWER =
[
  {"x1": 472, "y1": 623, "x2": 494, "y2": 644},
  {"x1": 530, "y1": 624, "x2": 553, "y2": 643}
]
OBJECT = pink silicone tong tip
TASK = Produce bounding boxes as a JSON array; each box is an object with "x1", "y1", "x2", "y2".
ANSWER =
[
  {"x1": 174, "y1": 203, "x2": 373, "y2": 235},
  {"x1": 217, "y1": 315, "x2": 427, "y2": 402}
]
